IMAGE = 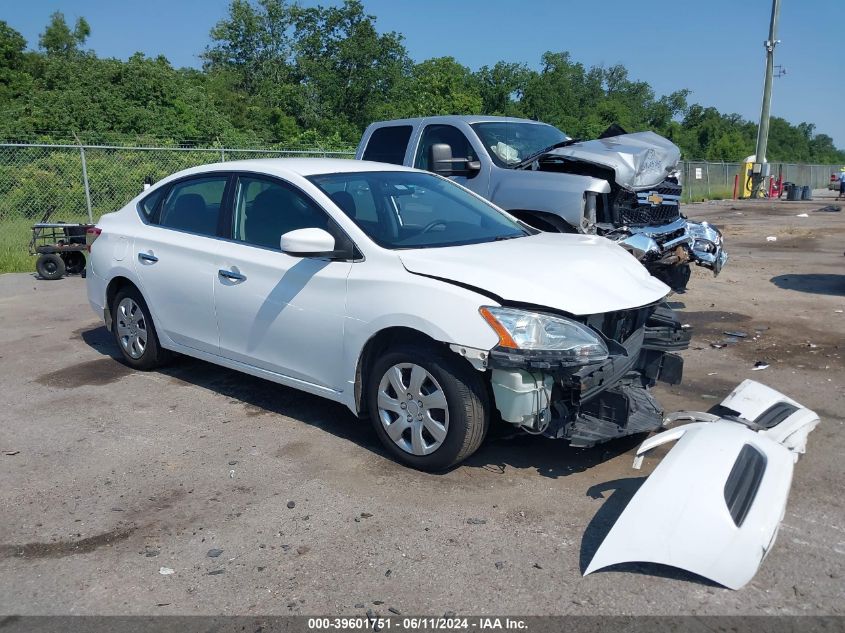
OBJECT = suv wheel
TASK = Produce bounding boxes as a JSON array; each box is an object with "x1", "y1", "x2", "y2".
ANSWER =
[
  {"x1": 111, "y1": 286, "x2": 170, "y2": 370},
  {"x1": 368, "y1": 344, "x2": 489, "y2": 471}
]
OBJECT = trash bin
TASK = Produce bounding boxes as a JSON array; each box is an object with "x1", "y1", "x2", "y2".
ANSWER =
[
  {"x1": 786, "y1": 184, "x2": 801, "y2": 201},
  {"x1": 801, "y1": 185, "x2": 812, "y2": 200}
]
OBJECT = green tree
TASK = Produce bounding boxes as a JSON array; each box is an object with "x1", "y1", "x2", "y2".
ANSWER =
[
  {"x1": 203, "y1": 0, "x2": 296, "y2": 94},
  {"x1": 292, "y1": 0, "x2": 408, "y2": 137},
  {"x1": 474, "y1": 61, "x2": 532, "y2": 116},
  {"x1": 384, "y1": 57, "x2": 482, "y2": 119},
  {"x1": 38, "y1": 11, "x2": 90, "y2": 56}
]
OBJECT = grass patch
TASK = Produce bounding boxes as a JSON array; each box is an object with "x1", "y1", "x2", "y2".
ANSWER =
[
  {"x1": 684, "y1": 185, "x2": 736, "y2": 202},
  {"x1": 0, "y1": 218, "x2": 36, "y2": 274}
]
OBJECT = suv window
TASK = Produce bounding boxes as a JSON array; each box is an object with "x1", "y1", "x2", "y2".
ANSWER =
[
  {"x1": 362, "y1": 126, "x2": 412, "y2": 165},
  {"x1": 232, "y1": 175, "x2": 331, "y2": 250},
  {"x1": 414, "y1": 124, "x2": 478, "y2": 171},
  {"x1": 159, "y1": 176, "x2": 228, "y2": 236}
]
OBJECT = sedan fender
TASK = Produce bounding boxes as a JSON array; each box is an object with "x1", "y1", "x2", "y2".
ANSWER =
[{"x1": 585, "y1": 381, "x2": 820, "y2": 589}]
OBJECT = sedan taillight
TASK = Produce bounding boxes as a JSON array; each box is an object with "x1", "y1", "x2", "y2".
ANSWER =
[{"x1": 86, "y1": 227, "x2": 102, "y2": 252}]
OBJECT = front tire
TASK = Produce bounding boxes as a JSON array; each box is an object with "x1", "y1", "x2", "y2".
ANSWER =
[
  {"x1": 367, "y1": 344, "x2": 489, "y2": 471},
  {"x1": 111, "y1": 286, "x2": 170, "y2": 370}
]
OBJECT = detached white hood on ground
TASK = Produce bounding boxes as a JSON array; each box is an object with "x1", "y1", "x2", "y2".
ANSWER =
[
  {"x1": 399, "y1": 232, "x2": 669, "y2": 315},
  {"x1": 585, "y1": 380, "x2": 821, "y2": 590}
]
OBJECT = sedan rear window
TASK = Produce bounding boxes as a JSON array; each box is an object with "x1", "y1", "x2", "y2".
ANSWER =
[
  {"x1": 309, "y1": 171, "x2": 530, "y2": 249},
  {"x1": 159, "y1": 176, "x2": 227, "y2": 237}
]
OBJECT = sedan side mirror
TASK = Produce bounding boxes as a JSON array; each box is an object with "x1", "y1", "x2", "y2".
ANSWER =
[
  {"x1": 280, "y1": 228, "x2": 336, "y2": 258},
  {"x1": 429, "y1": 143, "x2": 481, "y2": 178}
]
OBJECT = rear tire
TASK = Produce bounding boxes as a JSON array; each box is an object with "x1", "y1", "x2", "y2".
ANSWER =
[
  {"x1": 367, "y1": 344, "x2": 489, "y2": 471},
  {"x1": 111, "y1": 286, "x2": 170, "y2": 370},
  {"x1": 36, "y1": 253, "x2": 65, "y2": 280},
  {"x1": 62, "y1": 251, "x2": 86, "y2": 275}
]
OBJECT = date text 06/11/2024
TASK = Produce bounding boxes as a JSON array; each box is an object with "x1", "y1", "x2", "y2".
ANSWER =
[{"x1": 306, "y1": 617, "x2": 529, "y2": 630}]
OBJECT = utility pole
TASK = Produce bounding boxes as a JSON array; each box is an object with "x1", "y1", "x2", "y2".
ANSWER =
[{"x1": 751, "y1": 0, "x2": 782, "y2": 198}]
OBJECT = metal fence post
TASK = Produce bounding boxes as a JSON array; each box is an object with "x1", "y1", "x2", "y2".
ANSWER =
[{"x1": 74, "y1": 135, "x2": 94, "y2": 223}]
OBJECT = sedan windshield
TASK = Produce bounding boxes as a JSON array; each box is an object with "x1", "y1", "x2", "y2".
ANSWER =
[
  {"x1": 308, "y1": 171, "x2": 531, "y2": 249},
  {"x1": 471, "y1": 122, "x2": 569, "y2": 168}
]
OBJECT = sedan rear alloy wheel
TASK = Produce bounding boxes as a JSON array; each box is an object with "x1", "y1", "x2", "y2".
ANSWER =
[
  {"x1": 377, "y1": 363, "x2": 450, "y2": 456},
  {"x1": 116, "y1": 297, "x2": 148, "y2": 360},
  {"x1": 111, "y1": 286, "x2": 170, "y2": 370}
]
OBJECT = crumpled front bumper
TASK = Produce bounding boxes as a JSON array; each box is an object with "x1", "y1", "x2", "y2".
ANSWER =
[
  {"x1": 584, "y1": 379, "x2": 820, "y2": 589},
  {"x1": 616, "y1": 216, "x2": 728, "y2": 276}
]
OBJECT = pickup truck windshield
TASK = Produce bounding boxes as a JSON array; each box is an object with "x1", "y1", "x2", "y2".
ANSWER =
[
  {"x1": 309, "y1": 171, "x2": 530, "y2": 249},
  {"x1": 471, "y1": 122, "x2": 569, "y2": 168}
]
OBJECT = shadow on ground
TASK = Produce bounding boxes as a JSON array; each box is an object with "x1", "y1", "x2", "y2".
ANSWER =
[
  {"x1": 771, "y1": 273, "x2": 845, "y2": 296},
  {"x1": 80, "y1": 325, "x2": 641, "y2": 480}
]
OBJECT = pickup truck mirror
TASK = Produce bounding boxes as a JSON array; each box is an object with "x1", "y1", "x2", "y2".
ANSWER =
[{"x1": 429, "y1": 143, "x2": 481, "y2": 178}]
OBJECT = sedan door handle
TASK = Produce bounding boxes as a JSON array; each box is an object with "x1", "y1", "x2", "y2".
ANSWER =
[
  {"x1": 138, "y1": 252, "x2": 158, "y2": 263},
  {"x1": 218, "y1": 268, "x2": 246, "y2": 282}
]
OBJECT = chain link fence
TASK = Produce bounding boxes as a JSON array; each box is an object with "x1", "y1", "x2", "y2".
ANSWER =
[
  {"x1": 679, "y1": 160, "x2": 840, "y2": 201},
  {"x1": 0, "y1": 143, "x2": 356, "y2": 225},
  {"x1": 1, "y1": 143, "x2": 841, "y2": 226}
]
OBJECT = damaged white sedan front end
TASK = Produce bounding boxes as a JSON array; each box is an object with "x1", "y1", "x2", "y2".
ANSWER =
[{"x1": 585, "y1": 380, "x2": 820, "y2": 589}]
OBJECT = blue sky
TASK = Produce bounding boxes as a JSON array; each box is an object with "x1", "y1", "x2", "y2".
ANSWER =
[{"x1": 4, "y1": 0, "x2": 841, "y2": 146}]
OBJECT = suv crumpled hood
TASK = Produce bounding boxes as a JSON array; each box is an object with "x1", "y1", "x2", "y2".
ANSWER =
[
  {"x1": 398, "y1": 232, "x2": 669, "y2": 316},
  {"x1": 546, "y1": 131, "x2": 681, "y2": 190}
]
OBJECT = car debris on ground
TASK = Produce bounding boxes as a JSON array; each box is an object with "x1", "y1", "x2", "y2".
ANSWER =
[{"x1": 586, "y1": 380, "x2": 820, "y2": 589}]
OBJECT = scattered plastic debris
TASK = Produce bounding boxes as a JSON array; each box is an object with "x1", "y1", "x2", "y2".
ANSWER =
[
  {"x1": 723, "y1": 331, "x2": 747, "y2": 338},
  {"x1": 710, "y1": 342, "x2": 726, "y2": 349},
  {"x1": 207, "y1": 548, "x2": 224, "y2": 558},
  {"x1": 796, "y1": 213, "x2": 809, "y2": 218},
  {"x1": 159, "y1": 567, "x2": 175, "y2": 575},
  {"x1": 766, "y1": 236, "x2": 778, "y2": 242},
  {"x1": 681, "y1": 323, "x2": 691, "y2": 329},
  {"x1": 4, "y1": 450, "x2": 20, "y2": 456},
  {"x1": 707, "y1": 372, "x2": 718, "y2": 376},
  {"x1": 751, "y1": 361, "x2": 770, "y2": 371},
  {"x1": 228, "y1": 469, "x2": 235, "y2": 479}
]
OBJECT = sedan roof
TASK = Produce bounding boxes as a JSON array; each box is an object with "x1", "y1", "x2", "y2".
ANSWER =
[{"x1": 170, "y1": 158, "x2": 418, "y2": 181}]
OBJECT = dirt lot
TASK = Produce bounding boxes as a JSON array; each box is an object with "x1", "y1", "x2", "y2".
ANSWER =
[{"x1": 1, "y1": 191, "x2": 843, "y2": 616}]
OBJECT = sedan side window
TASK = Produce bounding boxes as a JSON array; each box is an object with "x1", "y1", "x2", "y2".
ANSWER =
[
  {"x1": 159, "y1": 176, "x2": 228, "y2": 236},
  {"x1": 232, "y1": 176, "x2": 331, "y2": 250}
]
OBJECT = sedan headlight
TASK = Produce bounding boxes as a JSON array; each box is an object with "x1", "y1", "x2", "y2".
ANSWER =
[{"x1": 480, "y1": 306, "x2": 609, "y2": 364}]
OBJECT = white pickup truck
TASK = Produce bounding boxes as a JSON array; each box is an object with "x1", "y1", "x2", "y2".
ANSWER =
[{"x1": 356, "y1": 115, "x2": 727, "y2": 291}]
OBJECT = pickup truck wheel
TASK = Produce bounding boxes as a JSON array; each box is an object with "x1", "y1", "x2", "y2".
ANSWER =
[
  {"x1": 368, "y1": 345, "x2": 489, "y2": 471},
  {"x1": 111, "y1": 286, "x2": 170, "y2": 370}
]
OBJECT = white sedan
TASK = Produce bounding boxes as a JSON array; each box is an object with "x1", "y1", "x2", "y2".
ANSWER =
[{"x1": 87, "y1": 158, "x2": 682, "y2": 471}]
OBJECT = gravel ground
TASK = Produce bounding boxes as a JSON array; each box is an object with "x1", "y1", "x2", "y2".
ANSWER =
[{"x1": 0, "y1": 190, "x2": 843, "y2": 616}]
